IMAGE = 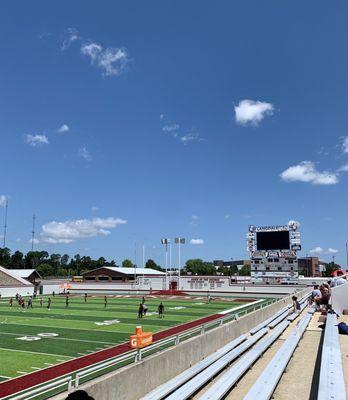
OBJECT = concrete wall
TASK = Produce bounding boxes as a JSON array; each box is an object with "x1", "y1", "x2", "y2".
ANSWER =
[
  {"x1": 0, "y1": 285, "x2": 34, "y2": 298},
  {"x1": 56, "y1": 288, "x2": 309, "y2": 400},
  {"x1": 331, "y1": 282, "x2": 348, "y2": 315}
]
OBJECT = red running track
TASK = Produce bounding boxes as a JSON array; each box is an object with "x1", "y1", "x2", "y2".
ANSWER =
[{"x1": 0, "y1": 313, "x2": 222, "y2": 398}]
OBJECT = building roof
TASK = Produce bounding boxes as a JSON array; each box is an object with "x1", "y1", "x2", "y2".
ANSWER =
[
  {"x1": 0, "y1": 266, "x2": 34, "y2": 286},
  {"x1": 84, "y1": 266, "x2": 165, "y2": 276},
  {"x1": 105, "y1": 267, "x2": 165, "y2": 275},
  {"x1": 10, "y1": 269, "x2": 41, "y2": 279}
]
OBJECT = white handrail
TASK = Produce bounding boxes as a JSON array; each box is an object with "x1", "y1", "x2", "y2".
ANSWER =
[
  {"x1": 7, "y1": 377, "x2": 72, "y2": 400},
  {"x1": 75, "y1": 350, "x2": 137, "y2": 387}
]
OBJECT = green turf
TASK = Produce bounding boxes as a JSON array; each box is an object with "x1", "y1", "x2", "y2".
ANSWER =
[{"x1": 0, "y1": 295, "x2": 263, "y2": 381}]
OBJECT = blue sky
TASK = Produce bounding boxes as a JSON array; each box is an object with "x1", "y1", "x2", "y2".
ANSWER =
[{"x1": 1, "y1": 1, "x2": 348, "y2": 266}]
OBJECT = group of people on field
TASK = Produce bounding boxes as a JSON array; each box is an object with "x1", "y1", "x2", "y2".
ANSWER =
[{"x1": 138, "y1": 297, "x2": 164, "y2": 318}]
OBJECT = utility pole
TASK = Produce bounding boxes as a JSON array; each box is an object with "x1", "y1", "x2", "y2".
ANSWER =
[
  {"x1": 31, "y1": 214, "x2": 36, "y2": 251},
  {"x1": 161, "y1": 239, "x2": 170, "y2": 289},
  {"x1": 2, "y1": 199, "x2": 8, "y2": 248},
  {"x1": 174, "y1": 238, "x2": 185, "y2": 290}
]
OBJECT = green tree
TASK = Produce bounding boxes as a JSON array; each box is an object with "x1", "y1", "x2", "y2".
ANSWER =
[
  {"x1": 185, "y1": 259, "x2": 216, "y2": 275},
  {"x1": 0, "y1": 247, "x2": 11, "y2": 267},
  {"x1": 122, "y1": 259, "x2": 134, "y2": 268},
  {"x1": 36, "y1": 263, "x2": 54, "y2": 277},
  {"x1": 239, "y1": 264, "x2": 251, "y2": 276},
  {"x1": 10, "y1": 250, "x2": 24, "y2": 268},
  {"x1": 25, "y1": 251, "x2": 49, "y2": 269},
  {"x1": 145, "y1": 259, "x2": 164, "y2": 271}
]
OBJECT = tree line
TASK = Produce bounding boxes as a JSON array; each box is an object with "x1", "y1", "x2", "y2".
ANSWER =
[{"x1": 0, "y1": 248, "x2": 251, "y2": 277}]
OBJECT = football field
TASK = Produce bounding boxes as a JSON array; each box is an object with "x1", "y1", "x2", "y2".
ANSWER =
[{"x1": 0, "y1": 294, "x2": 263, "y2": 383}]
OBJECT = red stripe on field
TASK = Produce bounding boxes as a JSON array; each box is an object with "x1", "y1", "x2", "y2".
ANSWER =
[{"x1": 0, "y1": 313, "x2": 222, "y2": 397}]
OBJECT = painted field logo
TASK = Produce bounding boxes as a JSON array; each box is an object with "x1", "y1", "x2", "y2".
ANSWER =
[
  {"x1": 95, "y1": 319, "x2": 120, "y2": 326},
  {"x1": 16, "y1": 333, "x2": 59, "y2": 341}
]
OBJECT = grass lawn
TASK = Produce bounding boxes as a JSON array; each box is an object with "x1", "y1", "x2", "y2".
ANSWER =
[{"x1": 0, "y1": 294, "x2": 262, "y2": 381}]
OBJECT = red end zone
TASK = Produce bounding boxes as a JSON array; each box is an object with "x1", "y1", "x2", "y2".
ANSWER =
[{"x1": 0, "y1": 313, "x2": 223, "y2": 398}]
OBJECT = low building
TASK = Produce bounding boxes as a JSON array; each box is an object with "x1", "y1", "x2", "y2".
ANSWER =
[
  {"x1": 213, "y1": 260, "x2": 251, "y2": 269},
  {"x1": 81, "y1": 267, "x2": 165, "y2": 282},
  {"x1": 10, "y1": 269, "x2": 42, "y2": 284},
  {"x1": 297, "y1": 257, "x2": 328, "y2": 277}
]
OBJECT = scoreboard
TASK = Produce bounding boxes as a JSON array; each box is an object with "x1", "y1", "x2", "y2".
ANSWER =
[{"x1": 247, "y1": 222, "x2": 301, "y2": 285}]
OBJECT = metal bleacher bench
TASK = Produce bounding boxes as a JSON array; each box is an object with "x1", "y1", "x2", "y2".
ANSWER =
[
  {"x1": 250, "y1": 293, "x2": 310, "y2": 334},
  {"x1": 140, "y1": 334, "x2": 247, "y2": 400},
  {"x1": 243, "y1": 307, "x2": 315, "y2": 400},
  {"x1": 165, "y1": 329, "x2": 268, "y2": 400},
  {"x1": 318, "y1": 313, "x2": 347, "y2": 400},
  {"x1": 198, "y1": 319, "x2": 290, "y2": 400}
]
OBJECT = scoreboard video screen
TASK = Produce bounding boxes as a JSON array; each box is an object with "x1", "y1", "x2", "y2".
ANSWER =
[{"x1": 256, "y1": 230, "x2": 290, "y2": 251}]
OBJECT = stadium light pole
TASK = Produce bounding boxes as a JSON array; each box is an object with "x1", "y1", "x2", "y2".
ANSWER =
[
  {"x1": 161, "y1": 239, "x2": 170, "y2": 289},
  {"x1": 175, "y1": 238, "x2": 185, "y2": 290},
  {"x1": 346, "y1": 240, "x2": 348, "y2": 270}
]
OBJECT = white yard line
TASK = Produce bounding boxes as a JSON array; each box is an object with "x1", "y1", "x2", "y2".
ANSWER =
[
  {"x1": 16, "y1": 371, "x2": 27, "y2": 374},
  {"x1": 218, "y1": 299, "x2": 264, "y2": 315},
  {"x1": 0, "y1": 375, "x2": 11, "y2": 379},
  {"x1": 0, "y1": 331, "x2": 115, "y2": 345},
  {"x1": 8, "y1": 322, "x2": 123, "y2": 334},
  {"x1": 0, "y1": 347, "x2": 71, "y2": 358},
  {"x1": 30, "y1": 367, "x2": 41, "y2": 370},
  {"x1": 44, "y1": 363, "x2": 54, "y2": 366}
]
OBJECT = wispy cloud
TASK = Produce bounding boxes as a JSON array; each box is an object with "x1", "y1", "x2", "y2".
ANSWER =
[
  {"x1": 57, "y1": 124, "x2": 69, "y2": 133},
  {"x1": 91, "y1": 206, "x2": 99, "y2": 212},
  {"x1": 0, "y1": 195, "x2": 8, "y2": 207},
  {"x1": 327, "y1": 247, "x2": 338, "y2": 254},
  {"x1": 25, "y1": 134, "x2": 49, "y2": 147},
  {"x1": 81, "y1": 42, "x2": 130, "y2": 77},
  {"x1": 180, "y1": 132, "x2": 203, "y2": 145},
  {"x1": 338, "y1": 164, "x2": 348, "y2": 172},
  {"x1": 41, "y1": 217, "x2": 127, "y2": 244},
  {"x1": 190, "y1": 215, "x2": 199, "y2": 226},
  {"x1": 280, "y1": 161, "x2": 338, "y2": 185},
  {"x1": 163, "y1": 124, "x2": 179, "y2": 133},
  {"x1": 61, "y1": 28, "x2": 79, "y2": 50},
  {"x1": 342, "y1": 137, "x2": 348, "y2": 154},
  {"x1": 79, "y1": 146, "x2": 92, "y2": 161},
  {"x1": 235, "y1": 99, "x2": 274, "y2": 126},
  {"x1": 190, "y1": 238, "x2": 204, "y2": 245}
]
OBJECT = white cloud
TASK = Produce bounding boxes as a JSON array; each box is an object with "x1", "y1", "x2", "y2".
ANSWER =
[
  {"x1": 190, "y1": 215, "x2": 199, "y2": 225},
  {"x1": 280, "y1": 161, "x2": 338, "y2": 185},
  {"x1": 342, "y1": 137, "x2": 348, "y2": 154},
  {"x1": 0, "y1": 195, "x2": 8, "y2": 207},
  {"x1": 235, "y1": 99, "x2": 274, "y2": 126},
  {"x1": 163, "y1": 124, "x2": 179, "y2": 132},
  {"x1": 25, "y1": 134, "x2": 49, "y2": 147},
  {"x1": 310, "y1": 246, "x2": 338, "y2": 255},
  {"x1": 91, "y1": 206, "x2": 99, "y2": 212},
  {"x1": 41, "y1": 217, "x2": 127, "y2": 244},
  {"x1": 81, "y1": 42, "x2": 130, "y2": 77},
  {"x1": 180, "y1": 132, "x2": 202, "y2": 145},
  {"x1": 29, "y1": 238, "x2": 40, "y2": 245},
  {"x1": 310, "y1": 246, "x2": 324, "y2": 254},
  {"x1": 58, "y1": 124, "x2": 69, "y2": 133},
  {"x1": 190, "y1": 238, "x2": 204, "y2": 245},
  {"x1": 338, "y1": 164, "x2": 348, "y2": 172},
  {"x1": 224, "y1": 214, "x2": 230, "y2": 220},
  {"x1": 79, "y1": 146, "x2": 92, "y2": 161},
  {"x1": 61, "y1": 28, "x2": 79, "y2": 50},
  {"x1": 160, "y1": 114, "x2": 165, "y2": 120}
]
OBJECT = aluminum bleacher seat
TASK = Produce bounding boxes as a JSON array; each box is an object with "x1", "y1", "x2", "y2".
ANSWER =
[
  {"x1": 165, "y1": 329, "x2": 268, "y2": 400},
  {"x1": 243, "y1": 308, "x2": 315, "y2": 400},
  {"x1": 140, "y1": 334, "x2": 247, "y2": 400},
  {"x1": 198, "y1": 319, "x2": 290, "y2": 400},
  {"x1": 317, "y1": 313, "x2": 347, "y2": 400}
]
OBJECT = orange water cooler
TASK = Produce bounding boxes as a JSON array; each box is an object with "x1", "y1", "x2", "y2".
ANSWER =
[{"x1": 130, "y1": 326, "x2": 153, "y2": 349}]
